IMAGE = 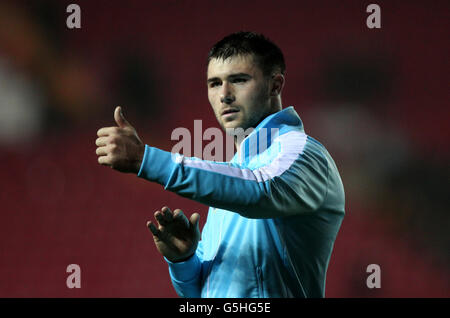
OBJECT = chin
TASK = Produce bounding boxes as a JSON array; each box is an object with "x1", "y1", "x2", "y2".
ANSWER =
[
  {"x1": 222, "y1": 118, "x2": 239, "y2": 126},
  {"x1": 222, "y1": 122, "x2": 237, "y2": 131}
]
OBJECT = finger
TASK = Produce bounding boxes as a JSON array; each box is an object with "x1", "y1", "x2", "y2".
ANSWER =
[
  {"x1": 97, "y1": 127, "x2": 117, "y2": 137},
  {"x1": 154, "y1": 210, "x2": 167, "y2": 227},
  {"x1": 161, "y1": 206, "x2": 173, "y2": 222},
  {"x1": 96, "y1": 146, "x2": 108, "y2": 156},
  {"x1": 146, "y1": 221, "x2": 160, "y2": 237},
  {"x1": 189, "y1": 213, "x2": 200, "y2": 229},
  {"x1": 173, "y1": 209, "x2": 189, "y2": 227},
  {"x1": 114, "y1": 106, "x2": 132, "y2": 129},
  {"x1": 173, "y1": 209, "x2": 184, "y2": 219},
  {"x1": 98, "y1": 155, "x2": 111, "y2": 166},
  {"x1": 95, "y1": 137, "x2": 108, "y2": 147}
]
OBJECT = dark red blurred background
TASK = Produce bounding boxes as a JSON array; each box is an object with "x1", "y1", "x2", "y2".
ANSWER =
[{"x1": 0, "y1": 0, "x2": 448, "y2": 297}]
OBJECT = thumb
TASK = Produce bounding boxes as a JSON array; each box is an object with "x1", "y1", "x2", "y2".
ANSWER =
[
  {"x1": 114, "y1": 106, "x2": 132, "y2": 128},
  {"x1": 189, "y1": 213, "x2": 200, "y2": 229}
]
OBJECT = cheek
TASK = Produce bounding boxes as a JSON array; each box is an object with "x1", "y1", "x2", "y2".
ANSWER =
[
  {"x1": 207, "y1": 91, "x2": 215, "y2": 105},
  {"x1": 207, "y1": 90, "x2": 213, "y2": 103},
  {"x1": 208, "y1": 95, "x2": 220, "y2": 115},
  {"x1": 246, "y1": 88, "x2": 270, "y2": 117},
  {"x1": 236, "y1": 90, "x2": 252, "y2": 109},
  {"x1": 244, "y1": 88, "x2": 265, "y2": 109}
]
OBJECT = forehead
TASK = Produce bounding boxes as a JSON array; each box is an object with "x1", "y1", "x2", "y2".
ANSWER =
[{"x1": 207, "y1": 54, "x2": 262, "y2": 78}]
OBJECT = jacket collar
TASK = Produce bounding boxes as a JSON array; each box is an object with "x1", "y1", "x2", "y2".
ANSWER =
[
  {"x1": 254, "y1": 106, "x2": 304, "y2": 133},
  {"x1": 234, "y1": 106, "x2": 304, "y2": 163}
]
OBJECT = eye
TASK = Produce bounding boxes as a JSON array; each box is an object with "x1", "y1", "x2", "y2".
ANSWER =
[
  {"x1": 209, "y1": 81, "x2": 221, "y2": 88},
  {"x1": 232, "y1": 78, "x2": 247, "y2": 84}
]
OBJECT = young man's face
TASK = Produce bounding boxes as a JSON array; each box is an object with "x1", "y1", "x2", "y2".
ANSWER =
[{"x1": 207, "y1": 54, "x2": 273, "y2": 132}]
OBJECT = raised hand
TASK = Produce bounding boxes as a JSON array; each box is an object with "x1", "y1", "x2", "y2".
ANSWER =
[
  {"x1": 147, "y1": 206, "x2": 201, "y2": 263},
  {"x1": 96, "y1": 106, "x2": 145, "y2": 173}
]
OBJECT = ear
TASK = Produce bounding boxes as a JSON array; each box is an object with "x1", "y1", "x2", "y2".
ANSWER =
[{"x1": 270, "y1": 73, "x2": 285, "y2": 97}]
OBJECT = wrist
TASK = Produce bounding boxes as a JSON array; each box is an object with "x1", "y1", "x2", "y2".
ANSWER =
[
  {"x1": 167, "y1": 252, "x2": 195, "y2": 264},
  {"x1": 133, "y1": 143, "x2": 146, "y2": 174},
  {"x1": 166, "y1": 253, "x2": 201, "y2": 283}
]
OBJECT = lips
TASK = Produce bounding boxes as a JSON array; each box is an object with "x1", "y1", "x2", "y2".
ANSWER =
[{"x1": 221, "y1": 108, "x2": 240, "y2": 116}]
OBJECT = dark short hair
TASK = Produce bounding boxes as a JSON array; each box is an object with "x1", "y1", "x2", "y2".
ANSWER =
[{"x1": 207, "y1": 31, "x2": 286, "y2": 76}]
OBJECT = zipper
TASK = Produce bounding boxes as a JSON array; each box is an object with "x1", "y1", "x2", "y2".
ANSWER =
[
  {"x1": 206, "y1": 211, "x2": 225, "y2": 297},
  {"x1": 256, "y1": 266, "x2": 264, "y2": 298}
]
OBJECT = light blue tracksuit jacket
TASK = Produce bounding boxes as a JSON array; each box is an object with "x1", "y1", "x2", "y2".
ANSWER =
[{"x1": 138, "y1": 106, "x2": 345, "y2": 298}]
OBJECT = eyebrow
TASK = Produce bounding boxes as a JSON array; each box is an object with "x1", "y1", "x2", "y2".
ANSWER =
[{"x1": 207, "y1": 73, "x2": 252, "y2": 83}]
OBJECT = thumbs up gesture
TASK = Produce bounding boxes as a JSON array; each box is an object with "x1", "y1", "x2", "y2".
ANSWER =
[{"x1": 96, "y1": 106, "x2": 145, "y2": 174}]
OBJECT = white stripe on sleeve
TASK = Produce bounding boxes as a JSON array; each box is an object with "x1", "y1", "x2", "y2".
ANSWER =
[{"x1": 181, "y1": 131, "x2": 308, "y2": 183}]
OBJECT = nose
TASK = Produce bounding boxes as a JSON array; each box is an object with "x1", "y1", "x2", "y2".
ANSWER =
[
  {"x1": 221, "y1": 95, "x2": 235, "y2": 104},
  {"x1": 220, "y1": 82, "x2": 235, "y2": 104}
]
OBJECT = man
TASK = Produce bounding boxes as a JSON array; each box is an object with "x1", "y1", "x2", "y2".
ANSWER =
[{"x1": 95, "y1": 32, "x2": 345, "y2": 298}]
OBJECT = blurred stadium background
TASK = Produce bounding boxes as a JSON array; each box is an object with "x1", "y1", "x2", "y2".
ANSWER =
[{"x1": 0, "y1": 0, "x2": 448, "y2": 297}]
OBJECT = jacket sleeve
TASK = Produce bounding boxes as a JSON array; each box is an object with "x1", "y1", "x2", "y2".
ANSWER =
[
  {"x1": 165, "y1": 240, "x2": 203, "y2": 298},
  {"x1": 137, "y1": 131, "x2": 330, "y2": 219}
]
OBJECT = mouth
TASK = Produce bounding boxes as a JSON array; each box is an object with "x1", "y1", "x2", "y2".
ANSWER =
[{"x1": 221, "y1": 108, "x2": 240, "y2": 117}]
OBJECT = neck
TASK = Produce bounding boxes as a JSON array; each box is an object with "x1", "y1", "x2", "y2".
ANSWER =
[{"x1": 234, "y1": 100, "x2": 282, "y2": 152}]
